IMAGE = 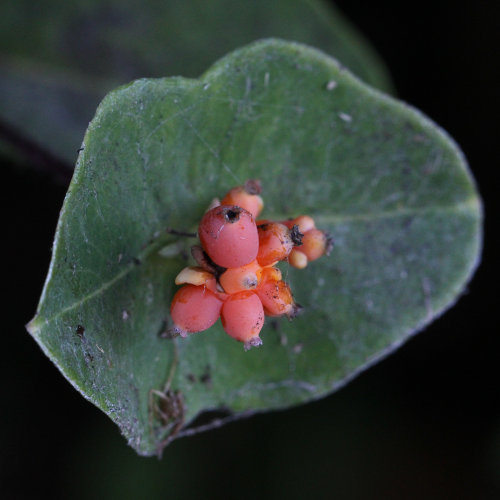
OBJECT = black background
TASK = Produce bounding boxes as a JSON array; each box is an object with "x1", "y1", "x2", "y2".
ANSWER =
[{"x1": 2, "y1": 1, "x2": 498, "y2": 498}]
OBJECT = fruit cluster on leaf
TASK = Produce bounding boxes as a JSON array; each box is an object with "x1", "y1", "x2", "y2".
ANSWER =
[{"x1": 169, "y1": 180, "x2": 332, "y2": 350}]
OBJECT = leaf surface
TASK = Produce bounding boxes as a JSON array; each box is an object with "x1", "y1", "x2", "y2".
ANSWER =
[{"x1": 28, "y1": 39, "x2": 482, "y2": 455}]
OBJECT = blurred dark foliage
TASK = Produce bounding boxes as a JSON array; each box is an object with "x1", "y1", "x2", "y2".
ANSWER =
[{"x1": 2, "y1": 1, "x2": 498, "y2": 499}]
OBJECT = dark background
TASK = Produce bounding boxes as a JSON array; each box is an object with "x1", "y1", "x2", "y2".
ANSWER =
[{"x1": 2, "y1": 1, "x2": 498, "y2": 498}]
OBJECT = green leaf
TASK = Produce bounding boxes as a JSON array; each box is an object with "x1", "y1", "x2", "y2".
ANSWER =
[
  {"x1": 27, "y1": 39, "x2": 482, "y2": 456},
  {"x1": 0, "y1": 0, "x2": 392, "y2": 165}
]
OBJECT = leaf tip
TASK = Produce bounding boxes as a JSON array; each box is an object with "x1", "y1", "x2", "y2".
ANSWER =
[{"x1": 25, "y1": 317, "x2": 41, "y2": 337}]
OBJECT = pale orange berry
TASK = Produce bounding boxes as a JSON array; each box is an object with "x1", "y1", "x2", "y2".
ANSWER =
[
  {"x1": 221, "y1": 179, "x2": 264, "y2": 218},
  {"x1": 288, "y1": 248, "x2": 308, "y2": 269},
  {"x1": 219, "y1": 260, "x2": 263, "y2": 294},
  {"x1": 282, "y1": 215, "x2": 316, "y2": 234}
]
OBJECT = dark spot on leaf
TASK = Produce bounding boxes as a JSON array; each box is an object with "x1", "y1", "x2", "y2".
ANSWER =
[
  {"x1": 76, "y1": 325, "x2": 85, "y2": 338},
  {"x1": 158, "y1": 319, "x2": 169, "y2": 338},
  {"x1": 269, "y1": 319, "x2": 280, "y2": 331},
  {"x1": 166, "y1": 227, "x2": 197, "y2": 238},
  {"x1": 200, "y1": 366, "x2": 212, "y2": 388},
  {"x1": 325, "y1": 234, "x2": 334, "y2": 256}
]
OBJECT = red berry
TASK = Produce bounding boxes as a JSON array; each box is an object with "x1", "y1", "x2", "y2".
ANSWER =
[
  {"x1": 170, "y1": 284, "x2": 223, "y2": 337},
  {"x1": 198, "y1": 205, "x2": 259, "y2": 268},
  {"x1": 221, "y1": 291, "x2": 264, "y2": 350}
]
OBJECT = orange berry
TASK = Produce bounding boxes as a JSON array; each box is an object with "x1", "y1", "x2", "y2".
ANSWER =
[
  {"x1": 256, "y1": 222, "x2": 297, "y2": 266},
  {"x1": 282, "y1": 215, "x2": 316, "y2": 234},
  {"x1": 219, "y1": 260, "x2": 263, "y2": 294},
  {"x1": 301, "y1": 228, "x2": 331, "y2": 261},
  {"x1": 198, "y1": 205, "x2": 259, "y2": 268},
  {"x1": 256, "y1": 276, "x2": 297, "y2": 318},
  {"x1": 170, "y1": 284, "x2": 223, "y2": 337},
  {"x1": 221, "y1": 179, "x2": 264, "y2": 218},
  {"x1": 221, "y1": 291, "x2": 265, "y2": 350}
]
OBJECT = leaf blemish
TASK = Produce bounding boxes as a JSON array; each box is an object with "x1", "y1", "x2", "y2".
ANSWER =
[
  {"x1": 200, "y1": 368, "x2": 212, "y2": 388},
  {"x1": 338, "y1": 112, "x2": 352, "y2": 122},
  {"x1": 326, "y1": 80, "x2": 337, "y2": 90},
  {"x1": 76, "y1": 325, "x2": 85, "y2": 338}
]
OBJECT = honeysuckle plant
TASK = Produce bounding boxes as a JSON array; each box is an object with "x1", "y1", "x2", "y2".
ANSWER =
[{"x1": 26, "y1": 38, "x2": 481, "y2": 456}]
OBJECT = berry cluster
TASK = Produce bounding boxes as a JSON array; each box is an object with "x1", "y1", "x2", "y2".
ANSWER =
[{"x1": 169, "y1": 180, "x2": 332, "y2": 351}]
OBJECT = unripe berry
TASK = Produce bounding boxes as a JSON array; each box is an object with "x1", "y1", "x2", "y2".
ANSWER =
[
  {"x1": 221, "y1": 179, "x2": 264, "y2": 219},
  {"x1": 221, "y1": 291, "x2": 264, "y2": 350},
  {"x1": 219, "y1": 260, "x2": 263, "y2": 294},
  {"x1": 288, "y1": 248, "x2": 309, "y2": 269},
  {"x1": 198, "y1": 205, "x2": 259, "y2": 268},
  {"x1": 170, "y1": 284, "x2": 223, "y2": 337},
  {"x1": 256, "y1": 222, "x2": 297, "y2": 267}
]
